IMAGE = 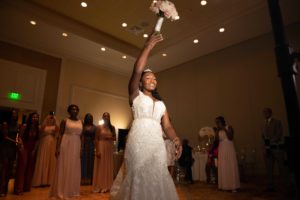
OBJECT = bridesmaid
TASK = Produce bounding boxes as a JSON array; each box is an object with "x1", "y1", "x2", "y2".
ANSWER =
[
  {"x1": 49, "y1": 105, "x2": 83, "y2": 199},
  {"x1": 0, "y1": 109, "x2": 21, "y2": 197},
  {"x1": 32, "y1": 112, "x2": 58, "y2": 187},
  {"x1": 93, "y1": 112, "x2": 116, "y2": 193},
  {"x1": 215, "y1": 116, "x2": 240, "y2": 192},
  {"x1": 14, "y1": 112, "x2": 40, "y2": 194},
  {"x1": 81, "y1": 113, "x2": 96, "y2": 185}
]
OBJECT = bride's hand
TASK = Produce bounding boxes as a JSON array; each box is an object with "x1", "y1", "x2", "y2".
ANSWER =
[
  {"x1": 144, "y1": 32, "x2": 163, "y2": 50},
  {"x1": 173, "y1": 137, "x2": 182, "y2": 160}
]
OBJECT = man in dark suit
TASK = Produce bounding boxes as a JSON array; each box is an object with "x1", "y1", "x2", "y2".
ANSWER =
[{"x1": 262, "y1": 107, "x2": 287, "y2": 191}]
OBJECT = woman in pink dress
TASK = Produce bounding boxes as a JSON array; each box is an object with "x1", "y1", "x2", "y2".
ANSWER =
[
  {"x1": 215, "y1": 116, "x2": 240, "y2": 192},
  {"x1": 49, "y1": 105, "x2": 83, "y2": 199},
  {"x1": 93, "y1": 112, "x2": 116, "y2": 193},
  {"x1": 32, "y1": 112, "x2": 58, "y2": 187}
]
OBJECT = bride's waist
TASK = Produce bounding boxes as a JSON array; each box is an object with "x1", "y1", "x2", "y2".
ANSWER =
[{"x1": 133, "y1": 117, "x2": 160, "y2": 124}]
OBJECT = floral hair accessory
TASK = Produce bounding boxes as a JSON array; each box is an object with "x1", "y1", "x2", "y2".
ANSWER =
[{"x1": 150, "y1": 0, "x2": 179, "y2": 32}]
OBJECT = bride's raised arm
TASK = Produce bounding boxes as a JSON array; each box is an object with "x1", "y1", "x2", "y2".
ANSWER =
[{"x1": 128, "y1": 33, "x2": 163, "y2": 104}]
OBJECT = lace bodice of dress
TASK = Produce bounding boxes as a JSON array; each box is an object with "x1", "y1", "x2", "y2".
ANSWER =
[{"x1": 132, "y1": 91, "x2": 166, "y2": 123}]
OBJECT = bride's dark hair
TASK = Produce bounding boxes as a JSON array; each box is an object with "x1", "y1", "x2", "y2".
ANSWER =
[{"x1": 140, "y1": 71, "x2": 162, "y2": 101}]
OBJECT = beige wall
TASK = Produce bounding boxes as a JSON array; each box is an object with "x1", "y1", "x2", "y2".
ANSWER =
[
  {"x1": 0, "y1": 41, "x2": 61, "y2": 119},
  {"x1": 157, "y1": 22, "x2": 300, "y2": 173},
  {"x1": 56, "y1": 58, "x2": 131, "y2": 129}
]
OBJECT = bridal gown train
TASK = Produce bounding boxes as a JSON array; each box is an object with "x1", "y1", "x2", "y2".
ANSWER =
[{"x1": 110, "y1": 91, "x2": 179, "y2": 200}]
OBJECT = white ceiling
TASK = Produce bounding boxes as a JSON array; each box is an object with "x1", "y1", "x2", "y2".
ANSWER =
[{"x1": 0, "y1": 0, "x2": 299, "y2": 75}]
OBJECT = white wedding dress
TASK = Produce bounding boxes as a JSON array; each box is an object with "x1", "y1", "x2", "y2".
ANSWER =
[{"x1": 110, "y1": 91, "x2": 179, "y2": 200}]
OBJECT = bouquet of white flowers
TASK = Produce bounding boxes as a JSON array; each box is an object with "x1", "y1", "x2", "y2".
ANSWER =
[
  {"x1": 199, "y1": 126, "x2": 215, "y2": 138},
  {"x1": 149, "y1": 0, "x2": 179, "y2": 32}
]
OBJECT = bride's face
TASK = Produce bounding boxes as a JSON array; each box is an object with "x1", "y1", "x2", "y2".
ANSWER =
[{"x1": 141, "y1": 72, "x2": 157, "y2": 91}]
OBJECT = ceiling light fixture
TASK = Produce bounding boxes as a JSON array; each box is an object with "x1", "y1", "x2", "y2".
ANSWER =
[
  {"x1": 193, "y1": 39, "x2": 199, "y2": 44},
  {"x1": 219, "y1": 27, "x2": 225, "y2": 33},
  {"x1": 30, "y1": 20, "x2": 36, "y2": 25},
  {"x1": 62, "y1": 32, "x2": 68, "y2": 37},
  {"x1": 200, "y1": 0, "x2": 207, "y2": 6},
  {"x1": 101, "y1": 47, "x2": 106, "y2": 51},
  {"x1": 122, "y1": 23, "x2": 127, "y2": 27},
  {"x1": 81, "y1": 2, "x2": 87, "y2": 7},
  {"x1": 122, "y1": 55, "x2": 127, "y2": 59},
  {"x1": 143, "y1": 34, "x2": 149, "y2": 38},
  {"x1": 162, "y1": 53, "x2": 167, "y2": 57}
]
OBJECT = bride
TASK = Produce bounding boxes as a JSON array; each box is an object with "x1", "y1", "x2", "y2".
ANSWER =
[{"x1": 110, "y1": 32, "x2": 182, "y2": 200}]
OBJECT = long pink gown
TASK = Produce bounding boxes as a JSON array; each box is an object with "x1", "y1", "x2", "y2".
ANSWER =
[
  {"x1": 32, "y1": 125, "x2": 57, "y2": 186},
  {"x1": 49, "y1": 119, "x2": 82, "y2": 199},
  {"x1": 217, "y1": 127, "x2": 240, "y2": 190},
  {"x1": 92, "y1": 126, "x2": 114, "y2": 192}
]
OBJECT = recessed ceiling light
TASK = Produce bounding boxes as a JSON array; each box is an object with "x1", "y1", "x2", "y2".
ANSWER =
[
  {"x1": 62, "y1": 32, "x2": 68, "y2": 37},
  {"x1": 101, "y1": 47, "x2": 106, "y2": 51},
  {"x1": 81, "y1": 2, "x2": 87, "y2": 7},
  {"x1": 200, "y1": 0, "x2": 207, "y2": 6},
  {"x1": 30, "y1": 20, "x2": 36, "y2": 25},
  {"x1": 219, "y1": 27, "x2": 225, "y2": 33},
  {"x1": 193, "y1": 39, "x2": 199, "y2": 44},
  {"x1": 162, "y1": 53, "x2": 167, "y2": 57},
  {"x1": 143, "y1": 34, "x2": 149, "y2": 38},
  {"x1": 122, "y1": 55, "x2": 127, "y2": 59},
  {"x1": 122, "y1": 23, "x2": 127, "y2": 27}
]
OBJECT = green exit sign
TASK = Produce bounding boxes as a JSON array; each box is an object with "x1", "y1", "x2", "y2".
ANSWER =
[{"x1": 7, "y1": 92, "x2": 21, "y2": 101}]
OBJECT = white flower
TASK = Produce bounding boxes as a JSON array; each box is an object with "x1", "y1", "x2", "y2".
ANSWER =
[
  {"x1": 199, "y1": 126, "x2": 215, "y2": 138},
  {"x1": 150, "y1": 0, "x2": 179, "y2": 21}
]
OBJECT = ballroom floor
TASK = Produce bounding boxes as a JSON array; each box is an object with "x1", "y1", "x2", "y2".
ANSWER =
[{"x1": 2, "y1": 179, "x2": 296, "y2": 200}]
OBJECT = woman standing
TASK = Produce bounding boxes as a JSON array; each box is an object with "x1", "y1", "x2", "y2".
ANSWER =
[
  {"x1": 32, "y1": 112, "x2": 58, "y2": 187},
  {"x1": 215, "y1": 116, "x2": 240, "y2": 192},
  {"x1": 110, "y1": 33, "x2": 182, "y2": 200},
  {"x1": 81, "y1": 113, "x2": 96, "y2": 185},
  {"x1": 93, "y1": 112, "x2": 115, "y2": 193},
  {"x1": 14, "y1": 112, "x2": 40, "y2": 194},
  {"x1": 0, "y1": 109, "x2": 21, "y2": 196},
  {"x1": 49, "y1": 105, "x2": 83, "y2": 199}
]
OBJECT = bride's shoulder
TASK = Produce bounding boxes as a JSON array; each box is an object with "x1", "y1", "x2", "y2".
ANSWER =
[{"x1": 130, "y1": 90, "x2": 142, "y2": 106}]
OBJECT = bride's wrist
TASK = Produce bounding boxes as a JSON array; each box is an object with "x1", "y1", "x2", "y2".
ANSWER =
[
  {"x1": 172, "y1": 136, "x2": 180, "y2": 144},
  {"x1": 144, "y1": 43, "x2": 154, "y2": 50}
]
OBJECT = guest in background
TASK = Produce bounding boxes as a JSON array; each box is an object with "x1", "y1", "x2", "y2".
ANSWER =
[
  {"x1": 81, "y1": 113, "x2": 96, "y2": 185},
  {"x1": 206, "y1": 139, "x2": 218, "y2": 184},
  {"x1": 164, "y1": 136, "x2": 176, "y2": 179},
  {"x1": 93, "y1": 112, "x2": 116, "y2": 193},
  {"x1": 49, "y1": 105, "x2": 83, "y2": 199},
  {"x1": 179, "y1": 139, "x2": 194, "y2": 184},
  {"x1": 215, "y1": 116, "x2": 240, "y2": 192},
  {"x1": 261, "y1": 108, "x2": 292, "y2": 192},
  {"x1": 14, "y1": 112, "x2": 40, "y2": 195},
  {"x1": 0, "y1": 109, "x2": 21, "y2": 197},
  {"x1": 32, "y1": 112, "x2": 58, "y2": 187}
]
